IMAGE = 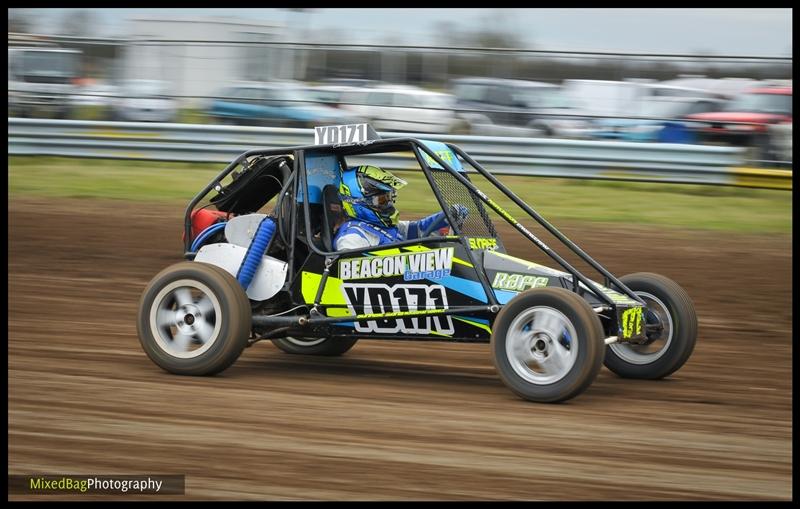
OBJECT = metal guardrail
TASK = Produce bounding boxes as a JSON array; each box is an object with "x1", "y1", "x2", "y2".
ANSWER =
[{"x1": 8, "y1": 118, "x2": 791, "y2": 189}]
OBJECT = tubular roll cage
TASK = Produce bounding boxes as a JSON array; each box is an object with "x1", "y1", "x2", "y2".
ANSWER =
[{"x1": 184, "y1": 137, "x2": 645, "y2": 327}]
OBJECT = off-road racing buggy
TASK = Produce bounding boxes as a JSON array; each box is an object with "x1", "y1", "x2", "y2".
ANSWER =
[{"x1": 137, "y1": 124, "x2": 697, "y2": 403}]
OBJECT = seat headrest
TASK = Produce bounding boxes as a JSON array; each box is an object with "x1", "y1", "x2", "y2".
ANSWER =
[{"x1": 322, "y1": 185, "x2": 343, "y2": 251}]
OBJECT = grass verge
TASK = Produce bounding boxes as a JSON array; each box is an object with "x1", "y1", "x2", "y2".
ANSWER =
[{"x1": 8, "y1": 156, "x2": 792, "y2": 234}]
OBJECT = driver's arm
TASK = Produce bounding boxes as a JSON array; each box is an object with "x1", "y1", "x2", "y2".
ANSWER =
[{"x1": 399, "y1": 205, "x2": 468, "y2": 240}]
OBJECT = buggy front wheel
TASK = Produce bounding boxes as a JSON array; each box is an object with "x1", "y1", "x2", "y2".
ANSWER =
[
  {"x1": 604, "y1": 272, "x2": 697, "y2": 379},
  {"x1": 137, "y1": 262, "x2": 252, "y2": 376},
  {"x1": 491, "y1": 287, "x2": 605, "y2": 403}
]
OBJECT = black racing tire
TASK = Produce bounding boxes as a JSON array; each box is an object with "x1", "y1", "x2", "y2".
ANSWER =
[
  {"x1": 604, "y1": 272, "x2": 697, "y2": 379},
  {"x1": 491, "y1": 287, "x2": 605, "y2": 403},
  {"x1": 271, "y1": 336, "x2": 359, "y2": 356},
  {"x1": 137, "y1": 261, "x2": 252, "y2": 376}
]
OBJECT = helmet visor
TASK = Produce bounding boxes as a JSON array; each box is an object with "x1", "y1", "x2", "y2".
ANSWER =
[{"x1": 370, "y1": 190, "x2": 396, "y2": 211}]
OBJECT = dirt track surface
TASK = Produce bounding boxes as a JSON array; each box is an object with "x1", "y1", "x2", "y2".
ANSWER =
[{"x1": 9, "y1": 197, "x2": 792, "y2": 500}]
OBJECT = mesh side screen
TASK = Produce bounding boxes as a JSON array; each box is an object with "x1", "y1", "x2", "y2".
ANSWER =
[{"x1": 429, "y1": 168, "x2": 504, "y2": 250}]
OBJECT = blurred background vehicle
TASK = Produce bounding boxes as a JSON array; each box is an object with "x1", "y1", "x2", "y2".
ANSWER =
[
  {"x1": 8, "y1": 46, "x2": 80, "y2": 119},
  {"x1": 318, "y1": 77, "x2": 381, "y2": 88},
  {"x1": 5, "y1": 10, "x2": 792, "y2": 165},
  {"x1": 208, "y1": 80, "x2": 362, "y2": 127},
  {"x1": 658, "y1": 76, "x2": 760, "y2": 99},
  {"x1": 451, "y1": 77, "x2": 588, "y2": 137},
  {"x1": 340, "y1": 84, "x2": 466, "y2": 134},
  {"x1": 69, "y1": 79, "x2": 118, "y2": 107},
  {"x1": 769, "y1": 122, "x2": 793, "y2": 164},
  {"x1": 684, "y1": 84, "x2": 792, "y2": 160},
  {"x1": 305, "y1": 83, "x2": 369, "y2": 108},
  {"x1": 110, "y1": 79, "x2": 178, "y2": 122},
  {"x1": 589, "y1": 96, "x2": 727, "y2": 142},
  {"x1": 563, "y1": 80, "x2": 717, "y2": 116}
]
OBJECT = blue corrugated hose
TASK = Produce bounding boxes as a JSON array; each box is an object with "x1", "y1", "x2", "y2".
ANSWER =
[
  {"x1": 190, "y1": 222, "x2": 227, "y2": 252},
  {"x1": 236, "y1": 217, "x2": 276, "y2": 290}
]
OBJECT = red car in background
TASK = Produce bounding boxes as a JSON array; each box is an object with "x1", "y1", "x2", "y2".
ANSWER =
[{"x1": 685, "y1": 85, "x2": 792, "y2": 160}]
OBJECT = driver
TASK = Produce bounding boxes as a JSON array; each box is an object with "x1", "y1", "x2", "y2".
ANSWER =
[{"x1": 334, "y1": 165, "x2": 467, "y2": 250}]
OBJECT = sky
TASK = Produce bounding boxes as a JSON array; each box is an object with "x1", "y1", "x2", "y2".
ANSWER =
[{"x1": 11, "y1": 8, "x2": 793, "y2": 56}]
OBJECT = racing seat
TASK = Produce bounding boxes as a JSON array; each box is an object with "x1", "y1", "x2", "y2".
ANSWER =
[
  {"x1": 321, "y1": 185, "x2": 343, "y2": 251},
  {"x1": 276, "y1": 182, "x2": 340, "y2": 252}
]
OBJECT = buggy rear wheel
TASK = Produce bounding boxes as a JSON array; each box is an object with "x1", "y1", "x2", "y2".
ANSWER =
[
  {"x1": 604, "y1": 272, "x2": 697, "y2": 379},
  {"x1": 271, "y1": 336, "x2": 358, "y2": 356},
  {"x1": 491, "y1": 287, "x2": 604, "y2": 403},
  {"x1": 137, "y1": 262, "x2": 251, "y2": 376}
]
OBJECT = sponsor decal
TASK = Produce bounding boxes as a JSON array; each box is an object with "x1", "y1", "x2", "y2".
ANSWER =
[
  {"x1": 339, "y1": 248, "x2": 453, "y2": 282},
  {"x1": 342, "y1": 283, "x2": 454, "y2": 334},
  {"x1": 621, "y1": 307, "x2": 644, "y2": 338},
  {"x1": 422, "y1": 148, "x2": 457, "y2": 169},
  {"x1": 468, "y1": 237, "x2": 498, "y2": 251},
  {"x1": 491, "y1": 272, "x2": 549, "y2": 291},
  {"x1": 420, "y1": 140, "x2": 465, "y2": 171}
]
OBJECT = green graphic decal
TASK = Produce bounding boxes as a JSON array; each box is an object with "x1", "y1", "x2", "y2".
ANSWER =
[
  {"x1": 621, "y1": 307, "x2": 644, "y2": 338},
  {"x1": 360, "y1": 165, "x2": 408, "y2": 190},
  {"x1": 491, "y1": 272, "x2": 549, "y2": 291},
  {"x1": 355, "y1": 307, "x2": 446, "y2": 320},
  {"x1": 468, "y1": 237, "x2": 498, "y2": 251},
  {"x1": 486, "y1": 198, "x2": 516, "y2": 223},
  {"x1": 421, "y1": 149, "x2": 457, "y2": 169},
  {"x1": 453, "y1": 316, "x2": 493, "y2": 335}
]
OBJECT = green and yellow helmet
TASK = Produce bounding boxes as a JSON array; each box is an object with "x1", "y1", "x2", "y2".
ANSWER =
[{"x1": 338, "y1": 165, "x2": 408, "y2": 227}]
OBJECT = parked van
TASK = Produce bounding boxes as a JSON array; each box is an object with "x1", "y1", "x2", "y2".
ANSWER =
[
  {"x1": 8, "y1": 47, "x2": 81, "y2": 118},
  {"x1": 563, "y1": 79, "x2": 716, "y2": 117},
  {"x1": 340, "y1": 84, "x2": 465, "y2": 134}
]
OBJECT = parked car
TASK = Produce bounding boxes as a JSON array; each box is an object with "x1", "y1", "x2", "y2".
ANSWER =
[
  {"x1": 340, "y1": 84, "x2": 467, "y2": 134},
  {"x1": 209, "y1": 81, "x2": 362, "y2": 127},
  {"x1": 305, "y1": 84, "x2": 367, "y2": 108},
  {"x1": 110, "y1": 79, "x2": 178, "y2": 122},
  {"x1": 588, "y1": 96, "x2": 727, "y2": 142},
  {"x1": 451, "y1": 77, "x2": 589, "y2": 137},
  {"x1": 684, "y1": 85, "x2": 792, "y2": 159}
]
